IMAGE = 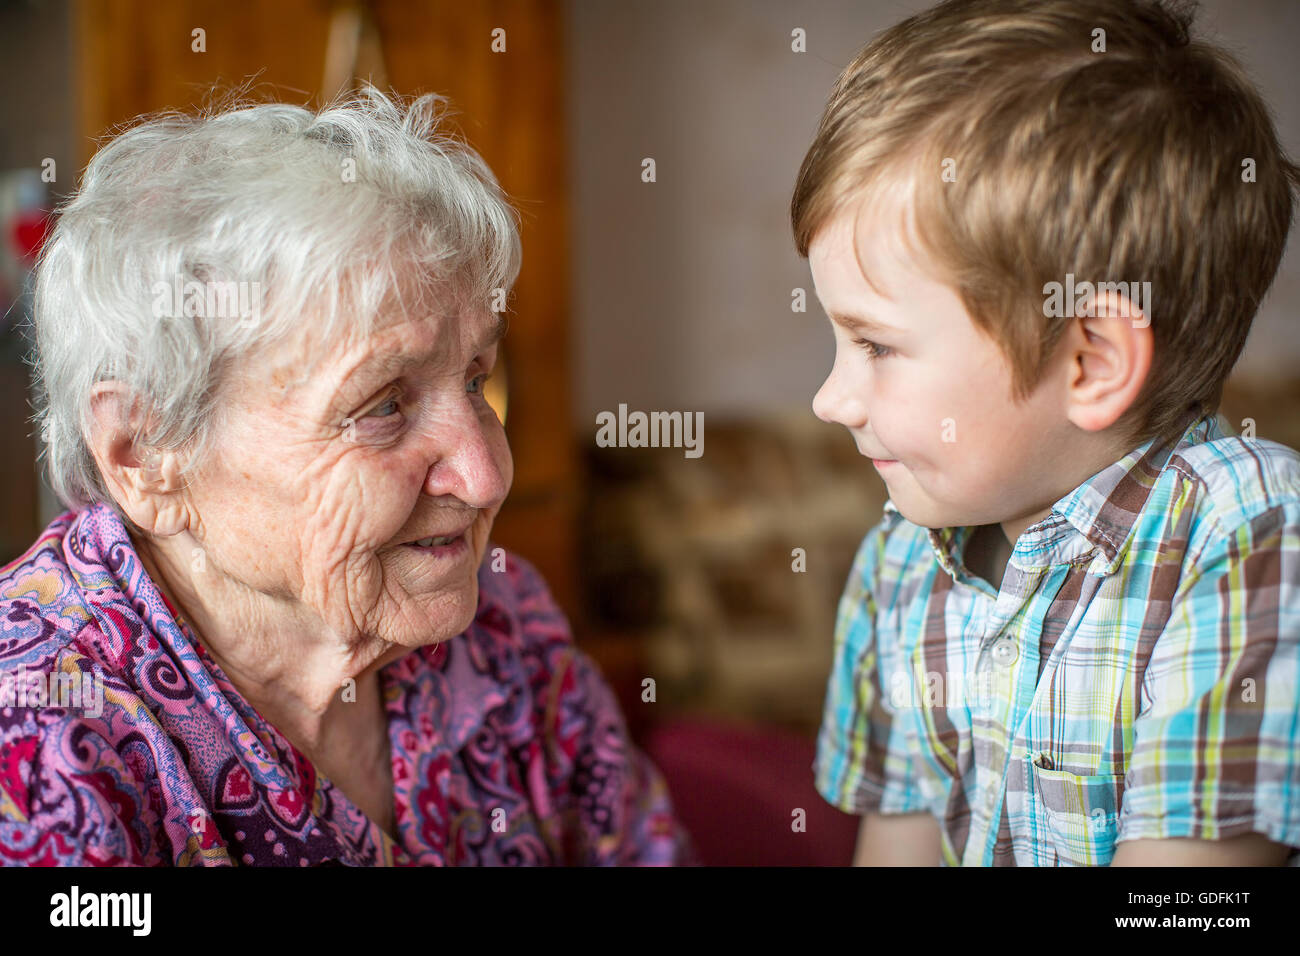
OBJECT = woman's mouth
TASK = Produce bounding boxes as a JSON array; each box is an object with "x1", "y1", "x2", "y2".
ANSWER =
[
  {"x1": 410, "y1": 534, "x2": 460, "y2": 548},
  {"x1": 403, "y1": 523, "x2": 473, "y2": 560}
]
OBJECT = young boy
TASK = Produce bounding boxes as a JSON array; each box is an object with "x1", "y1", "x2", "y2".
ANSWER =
[{"x1": 793, "y1": 0, "x2": 1300, "y2": 866}]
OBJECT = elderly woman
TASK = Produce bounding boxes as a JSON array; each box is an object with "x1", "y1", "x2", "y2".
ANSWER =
[{"x1": 0, "y1": 89, "x2": 693, "y2": 866}]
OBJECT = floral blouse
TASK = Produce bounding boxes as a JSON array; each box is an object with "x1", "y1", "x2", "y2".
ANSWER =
[{"x1": 0, "y1": 502, "x2": 695, "y2": 865}]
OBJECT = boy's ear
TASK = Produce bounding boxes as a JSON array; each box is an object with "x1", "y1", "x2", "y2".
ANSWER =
[
  {"x1": 1063, "y1": 289, "x2": 1153, "y2": 434},
  {"x1": 86, "y1": 382, "x2": 192, "y2": 537}
]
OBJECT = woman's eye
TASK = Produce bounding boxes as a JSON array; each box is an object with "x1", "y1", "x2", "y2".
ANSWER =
[
  {"x1": 367, "y1": 396, "x2": 400, "y2": 418},
  {"x1": 853, "y1": 338, "x2": 892, "y2": 359},
  {"x1": 467, "y1": 373, "x2": 488, "y2": 395}
]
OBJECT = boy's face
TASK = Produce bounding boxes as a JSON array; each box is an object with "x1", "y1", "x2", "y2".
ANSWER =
[{"x1": 808, "y1": 195, "x2": 1079, "y2": 537}]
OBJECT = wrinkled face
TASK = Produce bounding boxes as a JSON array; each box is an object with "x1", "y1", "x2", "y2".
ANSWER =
[
  {"x1": 809, "y1": 196, "x2": 1072, "y2": 532},
  {"x1": 184, "y1": 295, "x2": 512, "y2": 648}
]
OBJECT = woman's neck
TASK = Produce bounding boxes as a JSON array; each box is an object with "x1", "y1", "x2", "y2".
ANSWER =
[{"x1": 128, "y1": 527, "x2": 407, "y2": 754}]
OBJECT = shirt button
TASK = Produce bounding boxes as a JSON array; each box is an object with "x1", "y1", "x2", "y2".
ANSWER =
[{"x1": 991, "y1": 638, "x2": 1018, "y2": 667}]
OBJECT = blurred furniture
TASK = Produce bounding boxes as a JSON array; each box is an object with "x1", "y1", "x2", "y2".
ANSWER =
[
  {"x1": 1219, "y1": 379, "x2": 1300, "y2": 451},
  {"x1": 643, "y1": 716, "x2": 858, "y2": 866},
  {"x1": 582, "y1": 413, "x2": 889, "y2": 734}
]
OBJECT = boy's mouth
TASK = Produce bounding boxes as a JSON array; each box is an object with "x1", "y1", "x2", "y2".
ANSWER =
[{"x1": 871, "y1": 458, "x2": 898, "y2": 469}]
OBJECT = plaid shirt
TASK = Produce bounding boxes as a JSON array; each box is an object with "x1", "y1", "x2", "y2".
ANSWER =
[{"x1": 815, "y1": 411, "x2": 1300, "y2": 865}]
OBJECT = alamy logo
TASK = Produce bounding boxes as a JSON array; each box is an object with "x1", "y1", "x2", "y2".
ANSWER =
[
  {"x1": 49, "y1": 886, "x2": 151, "y2": 936},
  {"x1": 151, "y1": 274, "x2": 262, "y2": 328},
  {"x1": 595, "y1": 404, "x2": 704, "y2": 458},
  {"x1": 1042, "y1": 273, "x2": 1151, "y2": 325},
  {"x1": 889, "y1": 669, "x2": 997, "y2": 712},
  {"x1": 0, "y1": 665, "x2": 102, "y2": 718}
]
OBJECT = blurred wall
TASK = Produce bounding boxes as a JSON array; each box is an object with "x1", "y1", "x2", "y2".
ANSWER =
[
  {"x1": 0, "y1": 0, "x2": 74, "y2": 546},
  {"x1": 567, "y1": 0, "x2": 1300, "y2": 428}
]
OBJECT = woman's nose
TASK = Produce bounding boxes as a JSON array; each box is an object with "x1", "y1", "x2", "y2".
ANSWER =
[{"x1": 421, "y1": 408, "x2": 510, "y2": 509}]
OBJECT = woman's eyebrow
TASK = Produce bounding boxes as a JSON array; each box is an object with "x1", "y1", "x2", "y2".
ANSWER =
[
  {"x1": 345, "y1": 312, "x2": 508, "y2": 386},
  {"x1": 475, "y1": 313, "x2": 508, "y2": 352},
  {"x1": 353, "y1": 347, "x2": 429, "y2": 381}
]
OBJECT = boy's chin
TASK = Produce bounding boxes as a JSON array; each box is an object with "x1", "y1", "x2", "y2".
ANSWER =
[{"x1": 890, "y1": 496, "x2": 966, "y2": 532}]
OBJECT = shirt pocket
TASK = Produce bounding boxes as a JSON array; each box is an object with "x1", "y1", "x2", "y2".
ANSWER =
[{"x1": 1025, "y1": 750, "x2": 1124, "y2": 867}]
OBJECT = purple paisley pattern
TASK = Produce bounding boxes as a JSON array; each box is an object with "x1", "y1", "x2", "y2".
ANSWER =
[{"x1": 0, "y1": 503, "x2": 696, "y2": 866}]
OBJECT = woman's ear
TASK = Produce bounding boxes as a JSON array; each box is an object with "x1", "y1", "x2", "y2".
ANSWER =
[
  {"x1": 1063, "y1": 289, "x2": 1153, "y2": 434},
  {"x1": 87, "y1": 382, "x2": 191, "y2": 536}
]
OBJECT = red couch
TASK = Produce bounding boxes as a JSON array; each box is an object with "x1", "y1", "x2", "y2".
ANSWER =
[{"x1": 642, "y1": 717, "x2": 859, "y2": 866}]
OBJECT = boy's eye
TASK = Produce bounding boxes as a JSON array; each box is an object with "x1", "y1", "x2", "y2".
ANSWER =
[{"x1": 853, "y1": 338, "x2": 892, "y2": 359}]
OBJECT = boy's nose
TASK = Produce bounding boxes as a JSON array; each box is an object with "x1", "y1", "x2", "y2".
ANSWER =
[
  {"x1": 812, "y1": 379, "x2": 837, "y2": 424},
  {"x1": 813, "y1": 366, "x2": 866, "y2": 429}
]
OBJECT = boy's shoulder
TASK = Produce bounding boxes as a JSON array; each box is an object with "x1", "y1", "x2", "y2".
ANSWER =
[
  {"x1": 1154, "y1": 431, "x2": 1300, "y2": 597},
  {"x1": 1165, "y1": 431, "x2": 1300, "y2": 532}
]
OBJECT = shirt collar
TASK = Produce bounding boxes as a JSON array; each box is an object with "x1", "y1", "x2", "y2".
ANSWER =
[{"x1": 905, "y1": 408, "x2": 1224, "y2": 577}]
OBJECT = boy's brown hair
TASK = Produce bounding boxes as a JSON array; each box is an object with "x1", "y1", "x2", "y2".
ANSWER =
[{"x1": 792, "y1": 0, "x2": 1299, "y2": 450}]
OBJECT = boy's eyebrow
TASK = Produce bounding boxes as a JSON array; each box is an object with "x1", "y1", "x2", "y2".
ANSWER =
[{"x1": 826, "y1": 310, "x2": 901, "y2": 336}]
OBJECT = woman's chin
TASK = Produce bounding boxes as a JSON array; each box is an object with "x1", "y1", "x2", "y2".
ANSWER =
[
  {"x1": 389, "y1": 580, "x2": 480, "y2": 647},
  {"x1": 375, "y1": 541, "x2": 481, "y2": 635}
]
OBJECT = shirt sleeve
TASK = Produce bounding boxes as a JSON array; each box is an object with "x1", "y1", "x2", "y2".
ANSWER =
[
  {"x1": 1116, "y1": 502, "x2": 1300, "y2": 858},
  {"x1": 813, "y1": 513, "x2": 928, "y2": 816},
  {"x1": 506, "y1": 553, "x2": 699, "y2": 866}
]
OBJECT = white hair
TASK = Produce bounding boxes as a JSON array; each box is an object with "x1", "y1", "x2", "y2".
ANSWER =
[{"x1": 30, "y1": 84, "x2": 521, "y2": 513}]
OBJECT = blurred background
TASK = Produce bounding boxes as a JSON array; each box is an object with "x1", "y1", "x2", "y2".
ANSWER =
[{"x1": 1, "y1": 0, "x2": 1297, "y2": 865}]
